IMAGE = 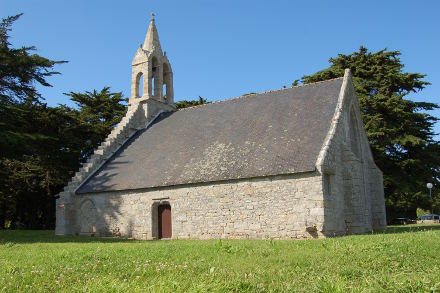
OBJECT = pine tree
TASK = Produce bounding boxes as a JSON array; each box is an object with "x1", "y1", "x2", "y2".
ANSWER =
[
  {"x1": 65, "y1": 87, "x2": 127, "y2": 160},
  {"x1": 174, "y1": 96, "x2": 209, "y2": 109},
  {"x1": 0, "y1": 14, "x2": 66, "y2": 228},
  {"x1": 301, "y1": 47, "x2": 439, "y2": 218}
]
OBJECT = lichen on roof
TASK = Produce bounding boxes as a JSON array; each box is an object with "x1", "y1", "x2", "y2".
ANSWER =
[{"x1": 77, "y1": 78, "x2": 343, "y2": 194}]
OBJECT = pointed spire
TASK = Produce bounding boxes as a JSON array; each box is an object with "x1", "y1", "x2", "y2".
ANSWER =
[{"x1": 143, "y1": 12, "x2": 162, "y2": 53}]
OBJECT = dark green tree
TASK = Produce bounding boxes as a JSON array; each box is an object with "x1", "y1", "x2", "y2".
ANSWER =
[
  {"x1": 0, "y1": 89, "x2": 127, "y2": 229},
  {"x1": 65, "y1": 87, "x2": 127, "y2": 160},
  {"x1": 0, "y1": 14, "x2": 66, "y2": 228},
  {"x1": 301, "y1": 46, "x2": 439, "y2": 218},
  {"x1": 174, "y1": 96, "x2": 209, "y2": 109},
  {"x1": 0, "y1": 14, "x2": 127, "y2": 229},
  {"x1": 0, "y1": 14, "x2": 66, "y2": 103},
  {"x1": 0, "y1": 14, "x2": 66, "y2": 157}
]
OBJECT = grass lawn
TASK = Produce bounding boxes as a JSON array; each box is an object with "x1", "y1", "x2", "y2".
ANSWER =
[{"x1": 1, "y1": 225, "x2": 440, "y2": 292}]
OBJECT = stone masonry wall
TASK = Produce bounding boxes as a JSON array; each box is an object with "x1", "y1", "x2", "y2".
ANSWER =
[
  {"x1": 317, "y1": 69, "x2": 386, "y2": 235},
  {"x1": 73, "y1": 172, "x2": 324, "y2": 240}
]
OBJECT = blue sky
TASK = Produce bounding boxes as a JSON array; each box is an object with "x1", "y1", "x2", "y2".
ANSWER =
[{"x1": 1, "y1": 0, "x2": 439, "y2": 136}]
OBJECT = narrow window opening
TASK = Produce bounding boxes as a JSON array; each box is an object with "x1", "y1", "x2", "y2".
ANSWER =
[
  {"x1": 152, "y1": 76, "x2": 155, "y2": 96},
  {"x1": 138, "y1": 74, "x2": 143, "y2": 97},
  {"x1": 324, "y1": 173, "x2": 333, "y2": 197},
  {"x1": 163, "y1": 83, "x2": 167, "y2": 100}
]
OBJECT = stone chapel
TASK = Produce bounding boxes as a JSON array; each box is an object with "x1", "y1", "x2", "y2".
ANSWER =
[{"x1": 55, "y1": 15, "x2": 386, "y2": 239}]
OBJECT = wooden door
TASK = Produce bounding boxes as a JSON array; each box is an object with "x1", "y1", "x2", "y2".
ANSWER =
[{"x1": 158, "y1": 204, "x2": 172, "y2": 239}]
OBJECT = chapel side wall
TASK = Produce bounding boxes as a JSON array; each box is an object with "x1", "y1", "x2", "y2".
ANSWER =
[{"x1": 73, "y1": 172, "x2": 324, "y2": 240}]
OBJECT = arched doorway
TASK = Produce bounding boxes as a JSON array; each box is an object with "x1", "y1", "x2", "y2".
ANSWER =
[
  {"x1": 158, "y1": 204, "x2": 172, "y2": 239},
  {"x1": 79, "y1": 199, "x2": 97, "y2": 235}
]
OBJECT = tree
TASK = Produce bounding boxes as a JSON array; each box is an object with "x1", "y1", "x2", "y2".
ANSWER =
[
  {"x1": 65, "y1": 87, "x2": 127, "y2": 160},
  {"x1": 0, "y1": 14, "x2": 66, "y2": 157},
  {"x1": 174, "y1": 96, "x2": 209, "y2": 109},
  {"x1": 0, "y1": 88, "x2": 127, "y2": 229},
  {"x1": 0, "y1": 14, "x2": 128, "y2": 229},
  {"x1": 0, "y1": 14, "x2": 66, "y2": 228},
  {"x1": 301, "y1": 46, "x2": 439, "y2": 218},
  {"x1": 0, "y1": 14, "x2": 66, "y2": 103},
  {"x1": 416, "y1": 207, "x2": 430, "y2": 219}
]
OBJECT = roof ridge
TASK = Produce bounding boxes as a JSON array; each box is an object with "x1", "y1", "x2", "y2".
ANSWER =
[{"x1": 177, "y1": 76, "x2": 344, "y2": 111}]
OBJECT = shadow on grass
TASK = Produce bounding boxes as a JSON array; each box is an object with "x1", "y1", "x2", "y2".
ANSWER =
[
  {"x1": 383, "y1": 224, "x2": 440, "y2": 234},
  {"x1": 2, "y1": 224, "x2": 440, "y2": 244},
  {"x1": 0, "y1": 230, "x2": 136, "y2": 244}
]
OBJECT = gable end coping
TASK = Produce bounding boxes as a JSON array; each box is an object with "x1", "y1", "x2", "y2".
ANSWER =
[
  {"x1": 315, "y1": 69, "x2": 382, "y2": 174},
  {"x1": 315, "y1": 69, "x2": 351, "y2": 173}
]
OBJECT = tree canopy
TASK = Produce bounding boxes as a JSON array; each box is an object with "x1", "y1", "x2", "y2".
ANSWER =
[
  {"x1": 174, "y1": 96, "x2": 209, "y2": 109},
  {"x1": 0, "y1": 14, "x2": 66, "y2": 103},
  {"x1": 65, "y1": 88, "x2": 127, "y2": 160},
  {"x1": 301, "y1": 46, "x2": 439, "y2": 218},
  {"x1": 0, "y1": 14, "x2": 127, "y2": 228},
  {"x1": 0, "y1": 88, "x2": 127, "y2": 229},
  {"x1": 0, "y1": 14, "x2": 67, "y2": 157}
]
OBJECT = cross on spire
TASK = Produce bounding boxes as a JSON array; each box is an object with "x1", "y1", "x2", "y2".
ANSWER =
[{"x1": 143, "y1": 11, "x2": 162, "y2": 52}]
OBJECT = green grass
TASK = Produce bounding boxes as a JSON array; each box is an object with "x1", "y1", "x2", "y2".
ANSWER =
[{"x1": 1, "y1": 225, "x2": 440, "y2": 292}]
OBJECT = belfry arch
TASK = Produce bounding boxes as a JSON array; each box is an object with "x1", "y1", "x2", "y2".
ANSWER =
[
  {"x1": 162, "y1": 62, "x2": 171, "y2": 102},
  {"x1": 135, "y1": 72, "x2": 144, "y2": 98},
  {"x1": 150, "y1": 56, "x2": 159, "y2": 97}
]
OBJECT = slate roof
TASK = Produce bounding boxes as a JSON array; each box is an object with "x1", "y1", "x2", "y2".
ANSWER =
[{"x1": 76, "y1": 78, "x2": 343, "y2": 194}]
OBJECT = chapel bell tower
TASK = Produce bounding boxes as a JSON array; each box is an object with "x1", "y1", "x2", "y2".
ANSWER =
[{"x1": 130, "y1": 13, "x2": 174, "y2": 105}]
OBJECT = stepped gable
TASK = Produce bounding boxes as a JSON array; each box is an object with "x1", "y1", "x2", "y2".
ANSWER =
[
  {"x1": 77, "y1": 78, "x2": 344, "y2": 194},
  {"x1": 59, "y1": 103, "x2": 143, "y2": 195}
]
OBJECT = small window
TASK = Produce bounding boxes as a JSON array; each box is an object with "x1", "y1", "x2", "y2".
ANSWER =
[
  {"x1": 324, "y1": 173, "x2": 333, "y2": 197},
  {"x1": 152, "y1": 76, "x2": 155, "y2": 96}
]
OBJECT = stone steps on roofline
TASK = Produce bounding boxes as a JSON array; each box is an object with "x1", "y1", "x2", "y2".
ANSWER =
[{"x1": 59, "y1": 103, "x2": 143, "y2": 195}]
